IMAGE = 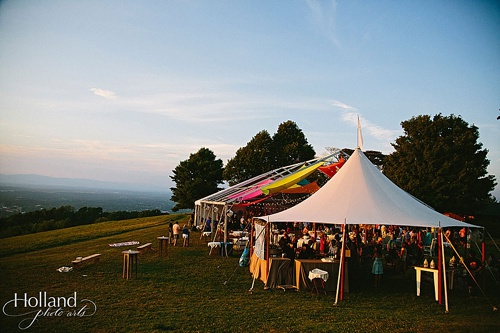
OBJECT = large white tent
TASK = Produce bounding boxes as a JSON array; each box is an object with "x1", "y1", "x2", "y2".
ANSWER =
[
  {"x1": 255, "y1": 147, "x2": 483, "y2": 310},
  {"x1": 258, "y1": 147, "x2": 479, "y2": 229}
]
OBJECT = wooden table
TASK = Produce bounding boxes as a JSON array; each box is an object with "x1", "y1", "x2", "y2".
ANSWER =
[
  {"x1": 157, "y1": 236, "x2": 169, "y2": 256},
  {"x1": 122, "y1": 250, "x2": 140, "y2": 279}
]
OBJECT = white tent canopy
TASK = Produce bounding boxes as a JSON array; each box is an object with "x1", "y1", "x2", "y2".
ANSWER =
[{"x1": 258, "y1": 148, "x2": 479, "y2": 229}]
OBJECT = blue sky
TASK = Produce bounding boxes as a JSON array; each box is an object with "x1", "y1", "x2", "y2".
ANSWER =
[{"x1": 0, "y1": 0, "x2": 499, "y2": 198}]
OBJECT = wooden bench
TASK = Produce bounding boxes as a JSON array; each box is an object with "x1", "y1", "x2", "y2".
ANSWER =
[
  {"x1": 137, "y1": 243, "x2": 153, "y2": 254},
  {"x1": 72, "y1": 254, "x2": 101, "y2": 269}
]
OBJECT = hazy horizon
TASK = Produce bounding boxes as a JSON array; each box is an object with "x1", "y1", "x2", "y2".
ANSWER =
[{"x1": 0, "y1": 173, "x2": 171, "y2": 193}]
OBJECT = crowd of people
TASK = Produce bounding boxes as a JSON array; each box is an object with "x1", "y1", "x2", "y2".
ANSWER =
[
  {"x1": 191, "y1": 211, "x2": 499, "y2": 293},
  {"x1": 270, "y1": 222, "x2": 498, "y2": 291}
]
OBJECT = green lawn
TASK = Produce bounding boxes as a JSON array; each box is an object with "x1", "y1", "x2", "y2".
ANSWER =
[{"x1": 1, "y1": 215, "x2": 499, "y2": 333}]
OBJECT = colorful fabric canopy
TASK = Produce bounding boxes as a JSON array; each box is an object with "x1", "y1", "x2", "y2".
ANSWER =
[
  {"x1": 279, "y1": 181, "x2": 320, "y2": 194},
  {"x1": 318, "y1": 157, "x2": 345, "y2": 178},
  {"x1": 261, "y1": 161, "x2": 324, "y2": 196},
  {"x1": 227, "y1": 179, "x2": 273, "y2": 201}
]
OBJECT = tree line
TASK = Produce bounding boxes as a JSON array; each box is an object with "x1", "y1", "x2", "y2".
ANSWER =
[
  {"x1": 170, "y1": 115, "x2": 497, "y2": 217},
  {"x1": 0, "y1": 205, "x2": 166, "y2": 238}
]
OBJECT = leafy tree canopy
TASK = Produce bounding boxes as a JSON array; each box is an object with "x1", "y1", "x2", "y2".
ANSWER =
[
  {"x1": 271, "y1": 120, "x2": 316, "y2": 168},
  {"x1": 383, "y1": 114, "x2": 497, "y2": 215},
  {"x1": 170, "y1": 147, "x2": 224, "y2": 211},
  {"x1": 223, "y1": 130, "x2": 273, "y2": 186},
  {"x1": 223, "y1": 121, "x2": 316, "y2": 185}
]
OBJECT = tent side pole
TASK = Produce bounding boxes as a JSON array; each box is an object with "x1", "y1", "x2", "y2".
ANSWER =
[
  {"x1": 334, "y1": 220, "x2": 346, "y2": 306},
  {"x1": 340, "y1": 224, "x2": 346, "y2": 300},
  {"x1": 193, "y1": 205, "x2": 199, "y2": 229},
  {"x1": 223, "y1": 205, "x2": 228, "y2": 244},
  {"x1": 440, "y1": 227, "x2": 449, "y2": 312},
  {"x1": 438, "y1": 228, "x2": 442, "y2": 305},
  {"x1": 223, "y1": 205, "x2": 228, "y2": 257},
  {"x1": 266, "y1": 222, "x2": 270, "y2": 281},
  {"x1": 249, "y1": 220, "x2": 254, "y2": 257}
]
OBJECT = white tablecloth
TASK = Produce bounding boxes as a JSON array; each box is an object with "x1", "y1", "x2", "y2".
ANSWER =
[
  {"x1": 297, "y1": 237, "x2": 319, "y2": 248},
  {"x1": 232, "y1": 237, "x2": 249, "y2": 244},
  {"x1": 308, "y1": 268, "x2": 329, "y2": 282},
  {"x1": 208, "y1": 242, "x2": 221, "y2": 248}
]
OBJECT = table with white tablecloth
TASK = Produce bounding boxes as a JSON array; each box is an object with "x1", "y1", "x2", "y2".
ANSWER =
[
  {"x1": 308, "y1": 268, "x2": 329, "y2": 294},
  {"x1": 308, "y1": 268, "x2": 329, "y2": 282},
  {"x1": 295, "y1": 259, "x2": 348, "y2": 292},
  {"x1": 232, "y1": 237, "x2": 248, "y2": 251}
]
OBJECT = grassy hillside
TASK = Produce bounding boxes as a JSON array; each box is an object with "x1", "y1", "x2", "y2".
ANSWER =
[{"x1": 1, "y1": 215, "x2": 499, "y2": 333}]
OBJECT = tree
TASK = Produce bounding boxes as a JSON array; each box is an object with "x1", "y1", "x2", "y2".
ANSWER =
[
  {"x1": 223, "y1": 130, "x2": 273, "y2": 185},
  {"x1": 222, "y1": 121, "x2": 316, "y2": 185},
  {"x1": 383, "y1": 114, "x2": 496, "y2": 215},
  {"x1": 170, "y1": 147, "x2": 224, "y2": 211},
  {"x1": 270, "y1": 120, "x2": 316, "y2": 169}
]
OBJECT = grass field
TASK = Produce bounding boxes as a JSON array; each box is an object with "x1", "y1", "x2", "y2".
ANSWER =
[{"x1": 1, "y1": 214, "x2": 499, "y2": 333}]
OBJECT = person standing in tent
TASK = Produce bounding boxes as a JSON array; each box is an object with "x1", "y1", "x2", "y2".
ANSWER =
[
  {"x1": 386, "y1": 233, "x2": 397, "y2": 260},
  {"x1": 398, "y1": 242, "x2": 408, "y2": 277},
  {"x1": 205, "y1": 216, "x2": 212, "y2": 232},
  {"x1": 423, "y1": 229, "x2": 432, "y2": 248},
  {"x1": 278, "y1": 232, "x2": 291, "y2": 249},
  {"x1": 459, "y1": 227, "x2": 467, "y2": 247},
  {"x1": 372, "y1": 245, "x2": 383, "y2": 287},
  {"x1": 319, "y1": 233, "x2": 328, "y2": 255}
]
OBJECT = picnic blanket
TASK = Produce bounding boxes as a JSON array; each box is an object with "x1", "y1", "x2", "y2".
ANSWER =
[{"x1": 109, "y1": 241, "x2": 140, "y2": 247}]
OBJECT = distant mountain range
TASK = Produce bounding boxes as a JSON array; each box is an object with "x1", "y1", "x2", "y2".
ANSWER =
[
  {"x1": 0, "y1": 173, "x2": 168, "y2": 192},
  {"x1": 0, "y1": 174, "x2": 176, "y2": 217}
]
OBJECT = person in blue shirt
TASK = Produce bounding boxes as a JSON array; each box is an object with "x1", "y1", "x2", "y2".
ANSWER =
[
  {"x1": 182, "y1": 224, "x2": 190, "y2": 247},
  {"x1": 205, "y1": 216, "x2": 212, "y2": 232}
]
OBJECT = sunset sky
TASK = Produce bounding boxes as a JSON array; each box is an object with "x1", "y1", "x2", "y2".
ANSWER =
[{"x1": 0, "y1": 0, "x2": 498, "y2": 197}]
